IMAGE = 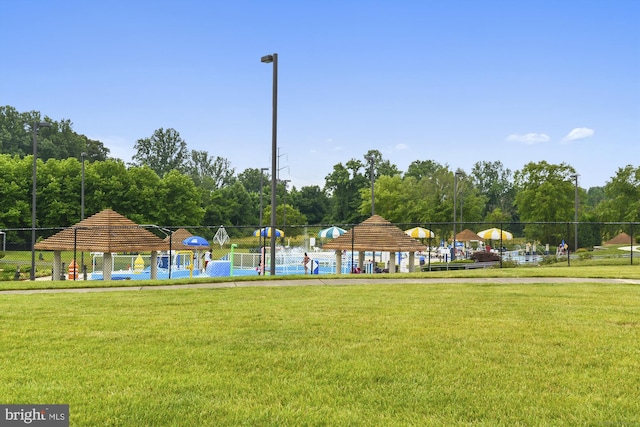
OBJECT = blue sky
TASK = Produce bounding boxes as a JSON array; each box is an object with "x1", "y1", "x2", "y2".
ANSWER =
[{"x1": 1, "y1": 0, "x2": 638, "y2": 190}]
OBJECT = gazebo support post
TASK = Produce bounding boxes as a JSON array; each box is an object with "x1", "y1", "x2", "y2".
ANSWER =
[
  {"x1": 335, "y1": 250, "x2": 342, "y2": 275},
  {"x1": 53, "y1": 251, "x2": 62, "y2": 281},
  {"x1": 389, "y1": 251, "x2": 396, "y2": 273},
  {"x1": 104, "y1": 253, "x2": 113, "y2": 280},
  {"x1": 408, "y1": 252, "x2": 415, "y2": 272},
  {"x1": 358, "y1": 252, "x2": 365, "y2": 272},
  {"x1": 150, "y1": 251, "x2": 158, "y2": 279}
]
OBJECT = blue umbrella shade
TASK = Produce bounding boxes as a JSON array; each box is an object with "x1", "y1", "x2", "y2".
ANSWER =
[
  {"x1": 253, "y1": 227, "x2": 284, "y2": 238},
  {"x1": 318, "y1": 226, "x2": 346, "y2": 239},
  {"x1": 182, "y1": 236, "x2": 210, "y2": 247}
]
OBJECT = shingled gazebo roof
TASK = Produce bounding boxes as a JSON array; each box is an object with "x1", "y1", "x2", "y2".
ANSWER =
[
  {"x1": 163, "y1": 228, "x2": 210, "y2": 250},
  {"x1": 323, "y1": 215, "x2": 427, "y2": 252},
  {"x1": 34, "y1": 209, "x2": 168, "y2": 252},
  {"x1": 455, "y1": 229, "x2": 482, "y2": 241},
  {"x1": 604, "y1": 232, "x2": 633, "y2": 245}
]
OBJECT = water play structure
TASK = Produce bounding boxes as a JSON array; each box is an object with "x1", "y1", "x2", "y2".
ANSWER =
[{"x1": 88, "y1": 250, "x2": 234, "y2": 280}]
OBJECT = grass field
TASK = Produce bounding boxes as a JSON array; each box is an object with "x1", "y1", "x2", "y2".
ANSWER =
[
  {"x1": 1, "y1": 281, "x2": 639, "y2": 426},
  {"x1": 1, "y1": 263, "x2": 639, "y2": 292}
]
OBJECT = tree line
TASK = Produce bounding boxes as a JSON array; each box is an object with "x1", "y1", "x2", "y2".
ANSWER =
[{"x1": 1, "y1": 106, "x2": 638, "y2": 247}]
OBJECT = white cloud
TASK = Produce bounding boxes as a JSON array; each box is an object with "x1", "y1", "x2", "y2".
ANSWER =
[
  {"x1": 506, "y1": 133, "x2": 550, "y2": 144},
  {"x1": 562, "y1": 127, "x2": 595, "y2": 142},
  {"x1": 394, "y1": 143, "x2": 409, "y2": 151}
]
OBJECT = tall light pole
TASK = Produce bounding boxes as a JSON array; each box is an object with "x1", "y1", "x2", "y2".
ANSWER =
[
  {"x1": 31, "y1": 121, "x2": 51, "y2": 280},
  {"x1": 259, "y1": 167, "x2": 269, "y2": 275},
  {"x1": 570, "y1": 173, "x2": 579, "y2": 253},
  {"x1": 261, "y1": 52, "x2": 278, "y2": 275},
  {"x1": 365, "y1": 154, "x2": 375, "y2": 216},
  {"x1": 453, "y1": 171, "x2": 462, "y2": 261}
]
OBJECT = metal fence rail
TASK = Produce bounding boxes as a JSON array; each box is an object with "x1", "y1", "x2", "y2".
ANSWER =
[{"x1": 0, "y1": 221, "x2": 637, "y2": 281}]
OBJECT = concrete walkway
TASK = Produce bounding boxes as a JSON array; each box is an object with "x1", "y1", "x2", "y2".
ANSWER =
[{"x1": 2, "y1": 276, "x2": 640, "y2": 295}]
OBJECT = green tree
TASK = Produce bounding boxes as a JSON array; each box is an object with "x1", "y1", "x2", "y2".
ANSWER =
[
  {"x1": 237, "y1": 168, "x2": 271, "y2": 195},
  {"x1": 0, "y1": 106, "x2": 109, "y2": 160},
  {"x1": 514, "y1": 161, "x2": 577, "y2": 244},
  {"x1": 204, "y1": 181, "x2": 256, "y2": 227},
  {"x1": 578, "y1": 212, "x2": 603, "y2": 249},
  {"x1": 87, "y1": 159, "x2": 131, "y2": 217},
  {"x1": 289, "y1": 185, "x2": 329, "y2": 225},
  {"x1": 413, "y1": 166, "x2": 454, "y2": 223},
  {"x1": 360, "y1": 175, "x2": 414, "y2": 223},
  {"x1": 585, "y1": 186, "x2": 605, "y2": 213},
  {"x1": 597, "y1": 165, "x2": 640, "y2": 223},
  {"x1": 38, "y1": 157, "x2": 83, "y2": 228},
  {"x1": 187, "y1": 150, "x2": 235, "y2": 190},
  {"x1": 262, "y1": 204, "x2": 307, "y2": 236},
  {"x1": 0, "y1": 154, "x2": 31, "y2": 230},
  {"x1": 596, "y1": 165, "x2": 640, "y2": 240},
  {"x1": 470, "y1": 160, "x2": 514, "y2": 220},
  {"x1": 132, "y1": 128, "x2": 189, "y2": 176},
  {"x1": 454, "y1": 171, "x2": 484, "y2": 225},
  {"x1": 0, "y1": 106, "x2": 29, "y2": 155},
  {"x1": 156, "y1": 170, "x2": 205, "y2": 226},
  {"x1": 405, "y1": 160, "x2": 448, "y2": 181},
  {"x1": 325, "y1": 160, "x2": 368, "y2": 224},
  {"x1": 119, "y1": 166, "x2": 163, "y2": 224},
  {"x1": 363, "y1": 149, "x2": 401, "y2": 180},
  {"x1": 485, "y1": 208, "x2": 511, "y2": 225}
]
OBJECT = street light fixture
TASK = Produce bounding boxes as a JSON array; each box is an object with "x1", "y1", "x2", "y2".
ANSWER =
[
  {"x1": 261, "y1": 52, "x2": 278, "y2": 275},
  {"x1": 31, "y1": 121, "x2": 51, "y2": 280},
  {"x1": 570, "y1": 173, "x2": 579, "y2": 253}
]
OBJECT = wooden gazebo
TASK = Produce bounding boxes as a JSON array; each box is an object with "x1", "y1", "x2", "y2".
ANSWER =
[
  {"x1": 34, "y1": 209, "x2": 168, "y2": 280},
  {"x1": 604, "y1": 232, "x2": 633, "y2": 245},
  {"x1": 322, "y1": 215, "x2": 427, "y2": 273},
  {"x1": 455, "y1": 229, "x2": 482, "y2": 242},
  {"x1": 163, "y1": 228, "x2": 210, "y2": 250}
]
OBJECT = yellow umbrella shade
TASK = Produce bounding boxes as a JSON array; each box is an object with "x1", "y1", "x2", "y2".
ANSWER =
[
  {"x1": 477, "y1": 228, "x2": 513, "y2": 240},
  {"x1": 404, "y1": 227, "x2": 435, "y2": 239}
]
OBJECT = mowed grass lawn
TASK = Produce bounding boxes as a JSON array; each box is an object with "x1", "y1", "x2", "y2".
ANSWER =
[{"x1": 1, "y1": 282, "x2": 639, "y2": 426}]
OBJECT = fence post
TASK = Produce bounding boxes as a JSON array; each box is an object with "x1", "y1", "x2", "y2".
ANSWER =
[
  {"x1": 631, "y1": 223, "x2": 634, "y2": 265},
  {"x1": 500, "y1": 222, "x2": 503, "y2": 268},
  {"x1": 567, "y1": 222, "x2": 571, "y2": 267},
  {"x1": 428, "y1": 222, "x2": 432, "y2": 272}
]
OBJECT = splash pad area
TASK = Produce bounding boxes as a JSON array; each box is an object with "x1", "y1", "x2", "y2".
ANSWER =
[
  {"x1": 86, "y1": 249, "x2": 388, "y2": 280},
  {"x1": 88, "y1": 251, "x2": 230, "y2": 280}
]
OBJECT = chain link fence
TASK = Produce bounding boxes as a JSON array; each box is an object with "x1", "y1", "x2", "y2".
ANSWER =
[{"x1": 0, "y1": 221, "x2": 637, "y2": 281}]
